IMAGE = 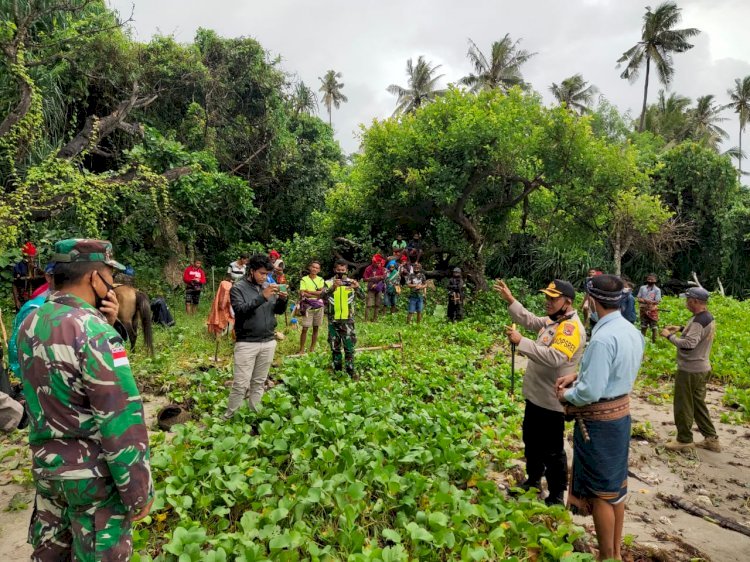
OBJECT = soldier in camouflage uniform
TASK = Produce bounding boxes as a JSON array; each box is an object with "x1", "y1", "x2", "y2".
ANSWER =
[
  {"x1": 322, "y1": 259, "x2": 364, "y2": 376},
  {"x1": 16, "y1": 239, "x2": 153, "y2": 562}
]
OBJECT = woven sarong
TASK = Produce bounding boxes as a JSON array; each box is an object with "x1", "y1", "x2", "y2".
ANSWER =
[{"x1": 565, "y1": 395, "x2": 630, "y2": 515}]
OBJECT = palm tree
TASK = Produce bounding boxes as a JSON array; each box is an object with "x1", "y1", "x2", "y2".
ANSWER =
[
  {"x1": 549, "y1": 74, "x2": 598, "y2": 114},
  {"x1": 688, "y1": 95, "x2": 728, "y2": 150},
  {"x1": 318, "y1": 70, "x2": 348, "y2": 127},
  {"x1": 727, "y1": 76, "x2": 750, "y2": 174},
  {"x1": 460, "y1": 35, "x2": 536, "y2": 93},
  {"x1": 387, "y1": 56, "x2": 446, "y2": 115},
  {"x1": 643, "y1": 90, "x2": 691, "y2": 143},
  {"x1": 292, "y1": 81, "x2": 318, "y2": 116},
  {"x1": 617, "y1": 2, "x2": 700, "y2": 132}
]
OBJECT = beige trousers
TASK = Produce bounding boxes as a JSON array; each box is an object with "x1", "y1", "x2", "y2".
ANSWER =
[{"x1": 225, "y1": 340, "x2": 277, "y2": 418}]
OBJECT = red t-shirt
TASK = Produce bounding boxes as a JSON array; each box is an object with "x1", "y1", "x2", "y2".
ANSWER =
[
  {"x1": 183, "y1": 266, "x2": 206, "y2": 286},
  {"x1": 363, "y1": 264, "x2": 385, "y2": 291}
]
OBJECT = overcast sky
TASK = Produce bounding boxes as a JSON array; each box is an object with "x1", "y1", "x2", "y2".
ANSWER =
[{"x1": 108, "y1": 0, "x2": 750, "y2": 159}]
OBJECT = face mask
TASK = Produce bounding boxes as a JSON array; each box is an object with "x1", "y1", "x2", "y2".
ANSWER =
[
  {"x1": 93, "y1": 272, "x2": 114, "y2": 309},
  {"x1": 549, "y1": 303, "x2": 569, "y2": 322},
  {"x1": 590, "y1": 309, "x2": 599, "y2": 323}
]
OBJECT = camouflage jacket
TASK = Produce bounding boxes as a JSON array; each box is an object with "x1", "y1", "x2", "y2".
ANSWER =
[{"x1": 17, "y1": 292, "x2": 152, "y2": 511}]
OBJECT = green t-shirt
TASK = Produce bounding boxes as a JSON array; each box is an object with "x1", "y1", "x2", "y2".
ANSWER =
[
  {"x1": 392, "y1": 240, "x2": 407, "y2": 250},
  {"x1": 300, "y1": 275, "x2": 325, "y2": 293}
]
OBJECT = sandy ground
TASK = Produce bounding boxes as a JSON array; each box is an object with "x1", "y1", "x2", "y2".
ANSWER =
[
  {"x1": 0, "y1": 393, "x2": 169, "y2": 561},
  {"x1": 612, "y1": 385, "x2": 750, "y2": 561},
  {"x1": 1, "y1": 381, "x2": 749, "y2": 561}
]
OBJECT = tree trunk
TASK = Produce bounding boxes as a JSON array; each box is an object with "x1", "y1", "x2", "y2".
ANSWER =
[
  {"x1": 613, "y1": 233, "x2": 622, "y2": 277},
  {"x1": 739, "y1": 121, "x2": 743, "y2": 176},
  {"x1": 521, "y1": 195, "x2": 529, "y2": 231},
  {"x1": 638, "y1": 55, "x2": 651, "y2": 133},
  {"x1": 0, "y1": 74, "x2": 33, "y2": 138}
]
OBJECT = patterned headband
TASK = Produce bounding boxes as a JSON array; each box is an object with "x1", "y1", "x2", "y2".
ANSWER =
[{"x1": 586, "y1": 278, "x2": 623, "y2": 305}]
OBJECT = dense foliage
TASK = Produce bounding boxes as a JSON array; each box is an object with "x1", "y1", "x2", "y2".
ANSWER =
[
  {"x1": 0, "y1": 1, "x2": 343, "y2": 293},
  {"x1": 1, "y1": 1, "x2": 748, "y2": 298}
]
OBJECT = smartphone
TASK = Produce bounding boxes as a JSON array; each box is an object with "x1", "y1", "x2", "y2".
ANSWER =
[{"x1": 278, "y1": 284, "x2": 288, "y2": 293}]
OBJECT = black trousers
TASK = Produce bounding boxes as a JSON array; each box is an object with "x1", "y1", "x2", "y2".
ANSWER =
[
  {"x1": 447, "y1": 301, "x2": 464, "y2": 321},
  {"x1": 522, "y1": 399, "x2": 568, "y2": 497}
]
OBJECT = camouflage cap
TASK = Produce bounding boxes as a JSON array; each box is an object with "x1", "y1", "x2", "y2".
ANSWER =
[{"x1": 52, "y1": 239, "x2": 126, "y2": 271}]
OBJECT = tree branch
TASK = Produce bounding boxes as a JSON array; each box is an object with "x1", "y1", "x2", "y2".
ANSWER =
[{"x1": 57, "y1": 84, "x2": 157, "y2": 159}]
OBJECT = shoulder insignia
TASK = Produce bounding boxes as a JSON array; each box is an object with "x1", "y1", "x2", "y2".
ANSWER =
[{"x1": 109, "y1": 337, "x2": 129, "y2": 367}]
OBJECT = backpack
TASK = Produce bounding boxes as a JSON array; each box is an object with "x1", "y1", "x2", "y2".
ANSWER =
[{"x1": 151, "y1": 297, "x2": 176, "y2": 327}]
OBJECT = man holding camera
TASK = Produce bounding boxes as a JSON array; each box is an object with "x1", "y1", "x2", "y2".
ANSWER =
[
  {"x1": 322, "y1": 259, "x2": 364, "y2": 377},
  {"x1": 494, "y1": 278, "x2": 585, "y2": 505},
  {"x1": 224, "y1": 254, "x2": 288, "y2": 419}
]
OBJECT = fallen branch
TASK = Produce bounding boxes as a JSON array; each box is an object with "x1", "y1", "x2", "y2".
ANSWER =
[
  {"x1": 716, "y1": 278, "x2": 725, "y2": 296},
  {"x1": 657, "y1": 492, "x2": 750, "y2": 538}
]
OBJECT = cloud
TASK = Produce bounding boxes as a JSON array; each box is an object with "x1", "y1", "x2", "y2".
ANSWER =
[{"x1": 108, "y1": 0, "x2": 750, "y2": 159}]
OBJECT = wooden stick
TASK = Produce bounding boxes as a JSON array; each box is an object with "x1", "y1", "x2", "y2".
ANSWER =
[
  {"x1": 355, "y1": 343, "x2": 403, "y2": 352},
  {"x1": 0, "y1": 308, "x2": 8, "y2": 348},
  {"x1": 657, "y1": 492, "x2": 750, "y2": 538}
]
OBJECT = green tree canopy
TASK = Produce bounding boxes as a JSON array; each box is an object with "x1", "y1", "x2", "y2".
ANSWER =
[{"x1": 328, "y1": 88, "x2": 639, "y2": 287}]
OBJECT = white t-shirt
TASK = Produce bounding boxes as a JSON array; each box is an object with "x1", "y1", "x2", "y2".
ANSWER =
[{"x1": 228, "y1": 261, "x2": 246, "y2": 282}]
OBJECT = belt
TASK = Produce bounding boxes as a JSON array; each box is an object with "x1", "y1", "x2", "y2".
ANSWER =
[{"x1": 565, "y1": 394, "x2": 630, "y2": 442}]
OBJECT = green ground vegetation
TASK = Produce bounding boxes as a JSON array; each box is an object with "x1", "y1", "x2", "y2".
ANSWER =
[{"x1": 77, "y1": 285, "x2": 748, "y2": 561}]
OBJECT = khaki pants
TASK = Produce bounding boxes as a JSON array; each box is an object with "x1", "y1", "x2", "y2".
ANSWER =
[
  {"x1": 674, "y1": 370, "x2": 717, "y2": 443},
  {"x1": 225, "y1": 340, "x2": 276, "y2": 417}
]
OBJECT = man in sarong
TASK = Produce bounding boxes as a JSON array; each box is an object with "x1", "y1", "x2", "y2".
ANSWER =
[
  {"x1": 556, "y1": 274, "x2": 644, "y2": 561},
  {"x1": 637, "y1": 273, "x2": 662, "y2": 343}
]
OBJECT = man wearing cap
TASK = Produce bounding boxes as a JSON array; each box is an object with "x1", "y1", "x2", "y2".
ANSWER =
[
  {"x1": 662, "y1": 287, "x2": 720, "y2": 452},
  {"x1": 494, "y1": 278, "x2": 586, "y2": 505},
  {"x1": 556, "y1": 275, "x2": 644, "y2": 561},
  {"x1": 16, "y1": 239, "x2": 152, "y2": 560}
]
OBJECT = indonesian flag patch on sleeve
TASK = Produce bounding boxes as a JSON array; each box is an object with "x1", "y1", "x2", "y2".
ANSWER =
[{"x1": 111, "y1": 341, "x2": 130, "y2": 367}]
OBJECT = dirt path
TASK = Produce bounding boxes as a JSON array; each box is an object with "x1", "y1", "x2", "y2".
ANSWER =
[
  {"x1": 613, "y1": 387, "x2": 750, "y2": 561},
  {"x1": 0, "y1": 393, "x2": 169, "y2": 561}
]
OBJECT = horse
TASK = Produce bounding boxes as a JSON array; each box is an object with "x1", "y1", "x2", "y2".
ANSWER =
[{"x1": 113, "y1": 284, "x2": 154, "y2": 356}]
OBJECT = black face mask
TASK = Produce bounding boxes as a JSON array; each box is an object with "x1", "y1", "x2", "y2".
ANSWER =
[
  {"x1": 549, "y1": 303, "x2": 570, "y2": 322},
  {"x1": 93, "y1": 272, "x2": 114, "y2": 309}
]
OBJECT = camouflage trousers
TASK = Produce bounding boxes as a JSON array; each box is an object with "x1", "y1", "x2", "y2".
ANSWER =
[
  {"x1": 29, "y1": 476, "x2": 132, "y2": 562},
  {"x1": 328, "y1": 321, "x2": 357, "y2": 374}
]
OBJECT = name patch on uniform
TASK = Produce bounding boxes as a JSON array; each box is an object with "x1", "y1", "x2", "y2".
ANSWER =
[
  {"x1": 111, "y1": 341, "x2": 129, "y2": 367},
  {"x1": 551, "y1": 322, "x2": 581, "y2": 360}
]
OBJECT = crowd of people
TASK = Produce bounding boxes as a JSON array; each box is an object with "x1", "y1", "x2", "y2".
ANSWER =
[{"x1": 0, "y1": 236, "x2": 722, "y2": 561}]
